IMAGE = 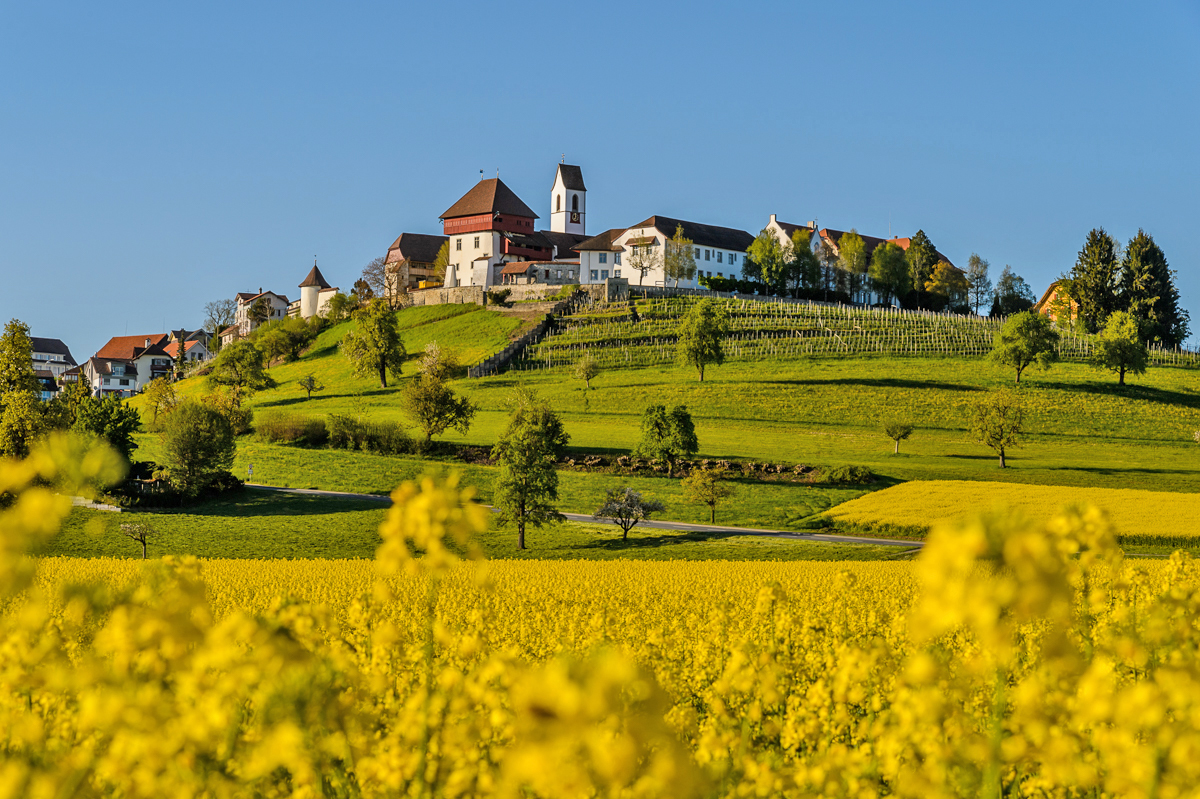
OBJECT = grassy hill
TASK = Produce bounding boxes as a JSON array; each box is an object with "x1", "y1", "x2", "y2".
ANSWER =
[{"x1": 107, "y1": 295, "x2": 1200, "y2": 561}]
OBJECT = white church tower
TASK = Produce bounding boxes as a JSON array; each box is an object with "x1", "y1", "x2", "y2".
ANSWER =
[{"x1": 549, "y1": 163, "x2": 586, "y2": 235}]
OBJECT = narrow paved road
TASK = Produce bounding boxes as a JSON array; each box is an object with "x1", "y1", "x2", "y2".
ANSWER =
[{"x1": 247, "y1": 484, "x2": 924, "y2": 550}]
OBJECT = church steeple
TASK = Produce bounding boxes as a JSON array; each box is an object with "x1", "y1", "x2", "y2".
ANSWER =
[{"x1": 550, "y1": 163, "x2": 586, "y2": 235}]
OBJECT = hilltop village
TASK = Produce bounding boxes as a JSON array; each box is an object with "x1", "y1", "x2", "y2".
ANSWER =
[{"x1": 31, "y1": 161, "x2": 1073, "y2": 399}]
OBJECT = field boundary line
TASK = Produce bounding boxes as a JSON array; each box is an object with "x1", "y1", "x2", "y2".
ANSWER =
[{"x1": 244, "y1": 485, "x2": 922, "y2": 549}]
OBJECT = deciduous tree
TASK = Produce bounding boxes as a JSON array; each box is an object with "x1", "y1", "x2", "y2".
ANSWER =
[
  {"x1": 574, "y1": 351, "x2": 600, "y2": 390},
  {"x1": 248, "y1": 297, "x2": 271, "y2": 327},
  {"x1": 0, "y1": 390, "x2": 45, "y2": 458},
  {"x1": 119, "y1": 522, "x2": 155, "y2": 559},
  {"x1": 403, "y1": 375, "x2": 476, "y2": 446},
  {"x1": 637, "y1": 404, "x2": 698, "y2": 478},
  {"x1": 208, "y1": 340, "x2": 275, "y2": 404},
  {"x1": 967, "y1": 254, "x2": 992, "y2": 314},
  {"x1": 491, "y1": 392, "x2": 569, "y2": 550},
  {"x1": 970, "y1": 389, "x2": 1025, "y2": 468},
  {"x1": 664, "y1": 225, "x2": 697, "y2": 287},
  {"x1": 341, "y1": 299, "x2": 405, "y2": 388},
  {"x1": 906, "y1": 230, "x2": 939, "y2": 307},
  {"x1": 990, "y1": 311, "x2": 1059, "y2": 384},
  {"x1": 786, "y1": 229, "x2": 821, "y2": 296},
  {"x1": 675, "y1": 299, "x2": 728, "y2": 382},
  {"x1": 869, "y1": 242, "x2": 910, "y2": 306},
  {"x1": 681, "y1": 467, "x2": 734, "y2": 524},
  {"x1": 203, "y1": 299, "x2": 236, "y2": 351},
  {"x1": 417, "y1": 340, "x2": 459, "y2": 383},
  {"x1": 837, "y1": 230, "x2": 869, "y2": 301},
  {"x1": 627, "y1": 239, "x2": 662, "y2": 286},
  {"x1": 925, "y1": 262, "x2": 969, "y2": 307},
  {"x1": 593, "y1": 487, "x2": 666, "y2": 540},
  {"x1": 297, "y1": 374, "x2": 324, "y2": 400},
  {"x1": 1093, "y1": 310, "x2": 1148, "y2": 387},
  {"x1": 143, "y1": 377, "x2": 177, "y2": 423},
  {"x1": 882, "y1": 421, "x2": 914, "y2": 454},
  {"x1": 160, "y1": 402, "x2": 236, "y2": 496},
  {"x1": 991, "y1": 266, "x2": 1037, "y2": 316},
  {"x1": 433, "y1": 241, "x2": 450, "y2": 283},
  {"x1": 74, "y1": 393, "x2": 142, "y2": 462},
  {"x1": 748, "y1": 229, "x2": 788, "y2": 293},
  {"x1": 0, "y1": 319, "x2": 39, "y2": 402}
]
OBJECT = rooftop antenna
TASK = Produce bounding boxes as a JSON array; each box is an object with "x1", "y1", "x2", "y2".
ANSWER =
[{"x1": 479, "y1": 169, "x2": 484, "y2": 180}]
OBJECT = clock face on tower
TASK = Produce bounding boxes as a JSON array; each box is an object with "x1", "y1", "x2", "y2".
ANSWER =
[{"x1": 570, "y1": 211, "x2": 580, "y2": 223}]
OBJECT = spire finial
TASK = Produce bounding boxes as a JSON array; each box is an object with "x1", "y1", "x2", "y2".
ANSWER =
[
  {"x1": 496, "y1": 168, "x2": 500, "y2": 178},
  {"x1": 561, "y1": 153, "x2": 565, "y2": 163}
]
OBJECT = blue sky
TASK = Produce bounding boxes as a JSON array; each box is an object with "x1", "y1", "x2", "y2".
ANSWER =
[{"x1": 3, "y1": 1, "x2": 1199, "y2": 356}]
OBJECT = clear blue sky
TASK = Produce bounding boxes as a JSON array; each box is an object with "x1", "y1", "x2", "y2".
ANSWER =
[{"x1": 3, "y1": 1, "x2": 1198, "y2": 357}]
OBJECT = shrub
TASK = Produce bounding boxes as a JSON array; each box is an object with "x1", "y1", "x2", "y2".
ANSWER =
[
  {"x1": 363, "y1": 421, "x2": 412, "y2": 456},
  {"x1": 816, "y1": 465, "x2": 875, "y2": 485},
  {"x1": 255, "y1": 411, "x2": 328, "y2": 447},
  {"x1": 486, "y1": 288, "x2": 512, "y2": 307},
  {"x1": 328, "y1": 415, "x2": 368, "y2": 450}
]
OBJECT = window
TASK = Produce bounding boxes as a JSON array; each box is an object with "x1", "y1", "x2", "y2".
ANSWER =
[
  {"x1": 601, "y1": 270, "x2": 609, "y2": 280},
  {"x1": 568, "y1": 271, "x2": 574, "y2": 279},
  {"x1": 599, "y1": 253, "x2": 607, "y2": 264},
  {"x1": 590, "y1": 270, "x2": 598, "y2": 280},
  {"x1": 544, "y1": 270, "x2": 550, "y2": 280},
  {"x1": 474, "y1": 236, "x2": 480, "y2": 248},
  {"x1": 103, "y1": 378, "x2": 110, "y2": 385},
  {"x1": 718, "y1": 272, "x2": 723, "y2": 278},
  {"x1": 717, "y1": 252, "x2": 723, "y2": 263},
  {"x1": 614, "y1": 253, "x2": 621, "y2": 265},
  {"x1": 730, "y1": 253, "x2": 738, "y2": 264},
  {"x1": 571, "y1": 194, "x2": 578, "y2": 211},
  {"x1": 704, "y1": 250, "x2": 711, "y2": 261},
  {"x1": 456, "y1": 238, "x2": 462, "y2": 251},
  {"x1": 556, "y1": 270, "x2": 562, "y2": 278},
  {"x1": 119, "y1": 379, "x2": 129, "y2": 387},
  {"x1": 694, "y1": 248, "x2": 700, "y2": 258},
  {"x1": 113, "y1": 364, "x2": 124, "y2": 376},
  {"x1": 556, "y1": 194, "x2": 562, "y2": 211},
  {"x1": 614, "y1": 269, "x2": 621, "y2": 278}
]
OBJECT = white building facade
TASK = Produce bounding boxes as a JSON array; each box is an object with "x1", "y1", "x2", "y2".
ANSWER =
[{"x1": 578, "y1": 216, "x2": 754, "y2": 289}]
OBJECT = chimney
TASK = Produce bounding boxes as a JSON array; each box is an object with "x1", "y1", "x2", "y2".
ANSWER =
[
  {"x1": 807, "y1": 220, "x2": 817, "y2": 230},
  {"x1": 144, "y1": 338, "x2": 151, "y2": 348},
  {"x1": 769, "y1": 213, "x2": 777, "y2": 225}
]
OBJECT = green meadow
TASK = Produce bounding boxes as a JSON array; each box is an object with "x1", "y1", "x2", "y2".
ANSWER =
[{"x1": 113, "y1": 299, "x2": 1200, "y2": 560}]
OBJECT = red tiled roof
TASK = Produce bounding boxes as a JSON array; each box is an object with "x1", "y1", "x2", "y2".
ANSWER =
[
  {"x1": 440, "y1": 178, "x2": 538, "y2": 221},
  {"x1": 95, "y1": 334, "x2": 170, "y2": 360},
  {"x1": 161, "y1": 340, "x2": 202, "y2": 358}
]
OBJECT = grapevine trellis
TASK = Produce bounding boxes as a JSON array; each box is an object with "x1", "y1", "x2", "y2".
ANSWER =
[{"x1": 507, "y1": 296, "x2": 1200, "y2": 372}]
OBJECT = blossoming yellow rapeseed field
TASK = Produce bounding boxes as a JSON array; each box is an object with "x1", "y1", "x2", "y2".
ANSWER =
[
  {"x1": 826, "y1": 478, "x2": 1200, "y2": 544},
  {"x1": 5, "y1": 436, "x2": 1200, "y2": 797}
]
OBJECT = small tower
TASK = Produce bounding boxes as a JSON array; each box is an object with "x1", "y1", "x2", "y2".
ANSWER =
[
  {"x1": 550, "y1": 163, "x2": 586, "y2": 235},
  {"x1": 298, "y1": 261, "x2": 331, "y2": 319}
]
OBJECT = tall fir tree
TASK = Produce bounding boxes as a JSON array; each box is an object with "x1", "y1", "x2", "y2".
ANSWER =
[
  {"x1": 1068, "y1": 228, "x2": 1120, "y2": 333},
  {"x1": 1119, "y1": 229, "x2": 1189, "y2": 348}
]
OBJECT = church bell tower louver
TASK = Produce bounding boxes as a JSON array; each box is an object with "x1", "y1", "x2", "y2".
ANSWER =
[{"x1": 550, "y1": 163, "x2": 586, "y2": 235}]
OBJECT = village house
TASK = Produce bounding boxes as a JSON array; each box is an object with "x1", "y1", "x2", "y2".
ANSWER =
[
  {"x1": 30, "y1": 337, "x2": 77, "y2": 380},
  {"x1": 83, "y1": 329, "x2": 210, "y2": 398},
  {"x1": 1033, "y1": 279, "x2": 1078, "y2": 323},
  {"x1": 84, "y1": 335, "x2": 174, "y2": 397},
  {"x1": 806, "y1": 225, "x2": 962, "y2": 306},
  {"x1": 578, "y1": 216, "x2": 754, "y2": 289},
  {"x1": 384, "y1": 232, "x2": 449, "y2": 293}
]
